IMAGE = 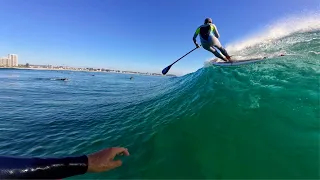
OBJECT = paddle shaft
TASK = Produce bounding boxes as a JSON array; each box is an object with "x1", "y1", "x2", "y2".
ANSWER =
[
  {"x1": 162, "y1": 45, "x2": 201, "y2": 75},
  {"x1": 170, "y1": 46, "x2": 201, "y2": 66}
]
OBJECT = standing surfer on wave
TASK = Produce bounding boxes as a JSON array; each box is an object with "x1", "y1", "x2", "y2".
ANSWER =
[{"x1": 193, "y1": 17, "x2": 233, "y2": 63}]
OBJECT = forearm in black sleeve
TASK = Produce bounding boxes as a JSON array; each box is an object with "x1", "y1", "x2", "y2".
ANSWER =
[{"x1": 0, "y1": 155, "x2": 88, "y2": 179}]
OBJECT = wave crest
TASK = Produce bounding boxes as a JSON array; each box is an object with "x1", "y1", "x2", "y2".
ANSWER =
[{"x1": 226, "y1": 12, "x2": 320, "y2": 54}]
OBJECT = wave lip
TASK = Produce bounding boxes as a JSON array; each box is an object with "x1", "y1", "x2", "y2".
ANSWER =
[{"x1": 226, "y1": 12, "x2": 320, "y2": 54}]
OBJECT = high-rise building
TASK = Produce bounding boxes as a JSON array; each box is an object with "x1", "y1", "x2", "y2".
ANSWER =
[
  {"x1": 0, "y1": 57, "x2": 8, "y2": 66},
  {"x1": 8, "y1": 54, "x2": 18, "y2": 66},
  {"x1": 0, "y1": 54, "x2": 18, "y2": 67}
]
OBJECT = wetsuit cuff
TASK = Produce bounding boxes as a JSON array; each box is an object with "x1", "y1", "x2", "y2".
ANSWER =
[{"x1": 0, "y1": 154, "x2": 88, "y2": 179}]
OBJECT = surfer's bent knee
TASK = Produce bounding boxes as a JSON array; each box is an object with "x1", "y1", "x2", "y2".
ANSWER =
[{"x1": 201, "y1": 39, "x2": 214, "y2": 50}]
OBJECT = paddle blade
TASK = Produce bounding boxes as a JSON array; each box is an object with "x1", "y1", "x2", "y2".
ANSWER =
[{"x1": 162, "y1": 65, "x2": 172, "y2": 75}]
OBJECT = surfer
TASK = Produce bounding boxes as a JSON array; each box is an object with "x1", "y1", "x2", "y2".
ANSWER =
[
  {"x1": 193, "y1": 17, "x2": 233, "y2": 62},
  {"x1": 55, "y1": 78, "x2": 68, "y2": 81},
  {"x1": 0, "y1": 147, "x2": 129, "y2": 179}
]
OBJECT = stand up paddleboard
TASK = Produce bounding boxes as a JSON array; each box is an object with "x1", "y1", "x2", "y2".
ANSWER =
[
  {"x1": 210, "y1": 54, "x2": 285, "y2": 66},
  {"x1": 211, "y1": 57, "x2": 267, "y2": 66}
]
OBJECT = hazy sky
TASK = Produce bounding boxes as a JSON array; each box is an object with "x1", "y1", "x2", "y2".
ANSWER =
[{"x1": 0, "y1": 0, "x2": 319, "y2": 75}]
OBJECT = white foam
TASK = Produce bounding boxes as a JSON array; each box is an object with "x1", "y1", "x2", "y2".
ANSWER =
[
  {"x1": 309, "y1": 51, "x2": 320, "y2": 55},
  {"x1": 226, "y1": 12, "x2": 320, "y2": 53}
]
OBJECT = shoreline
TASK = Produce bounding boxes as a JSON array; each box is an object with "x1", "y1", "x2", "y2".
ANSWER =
[{"x1": 0, "y1": 67, "x2": 177, "y2": 77}]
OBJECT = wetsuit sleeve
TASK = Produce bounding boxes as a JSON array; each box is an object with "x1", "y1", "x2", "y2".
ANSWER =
[
  {"x1": 0, "y1": 155, "x2": 88, "y2": 179},
  {"x1": 211, "y1": 24, "x2": 220, "y2": 38},
  {"x1": 193, "y1": 27, "x2": 200, "y2": 39}
]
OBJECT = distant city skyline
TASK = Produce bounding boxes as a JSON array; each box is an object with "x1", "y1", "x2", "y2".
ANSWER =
[
  {"x1": 0, "y1": 54, "x2": 18, "y2": 67},
  {"x1": 0, "y1": 53, "x2": 177, "y2": 76}
]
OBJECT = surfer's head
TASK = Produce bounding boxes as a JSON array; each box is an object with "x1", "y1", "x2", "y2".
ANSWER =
[{"x1": 204, "y1": 17, "x2": 212, "y2": 24}]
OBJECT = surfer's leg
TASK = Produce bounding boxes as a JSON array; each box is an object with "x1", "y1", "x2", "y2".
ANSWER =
[
  {"x1": 204, "y1": 45, "x2": 226, "y2": 61},
  {"x1": 211, "y1": 36, "x2": 232, "y2": 61},
  {"x1": 201, "y1": 38, "x2": 228, "y2": 61}
]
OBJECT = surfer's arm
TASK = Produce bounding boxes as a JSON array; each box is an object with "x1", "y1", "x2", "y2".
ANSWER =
[
  {"x1": 0, "y1": 147, "x2": 129, "y2": 179},
  {"x1": 211, "y1": 24, "x2": 220, "y2": 38},
  {"x1": 193, "y1": 27, "x2": 200, "y2": 46},
  {"x1": 0, "y1": 155, "x2": 88, "y2": 179}
]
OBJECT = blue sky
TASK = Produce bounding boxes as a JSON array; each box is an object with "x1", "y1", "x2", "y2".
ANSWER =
[{"x1": 0, "y1": 0, "x2": 319, "y2": 75}]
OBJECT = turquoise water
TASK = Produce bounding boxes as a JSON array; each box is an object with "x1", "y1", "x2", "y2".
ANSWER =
[{"x1": 0, "y1": 31, "x2": 320, "y2": 179}]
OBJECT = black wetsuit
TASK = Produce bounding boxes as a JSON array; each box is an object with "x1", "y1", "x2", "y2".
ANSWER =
[
  {"x1": 193, "y1": 23, "x2": 230, "y2": 60},
  {"x1": 0, "y1": 155, "x2": 88, "y2": 179}
]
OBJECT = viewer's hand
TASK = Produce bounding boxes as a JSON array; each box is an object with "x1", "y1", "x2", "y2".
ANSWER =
[{"x1": 87, "y1": 147, "x2": 130, "y2": 173}]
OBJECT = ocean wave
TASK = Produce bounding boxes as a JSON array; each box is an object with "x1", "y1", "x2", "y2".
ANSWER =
[{"x1": 226, "y1": 12, "x2": 320, "y2": 54}]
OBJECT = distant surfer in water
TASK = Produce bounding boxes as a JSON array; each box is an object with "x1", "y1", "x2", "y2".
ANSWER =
[
  {"x1": 58, "y1": 78, "x2": 68, "y2": 81},
  {"x1": 193, "y1": 17, "x2": 233, "y2": 63}
]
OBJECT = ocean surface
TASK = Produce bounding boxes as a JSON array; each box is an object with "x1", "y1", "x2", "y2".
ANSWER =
[{"x1": 0, "y1": 15, "x2": 320, "y2": 179}]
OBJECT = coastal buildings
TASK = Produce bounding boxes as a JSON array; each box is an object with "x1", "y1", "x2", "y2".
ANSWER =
[
  {"x1": 23, "y1": 64, "x2": 171, "y2": 76},
  {"x1": 0, "y1": 54, "x2": 18, "y2": 67},
  {"x1": 0, "y1": 53, "x2": 176, "y2": 76}
]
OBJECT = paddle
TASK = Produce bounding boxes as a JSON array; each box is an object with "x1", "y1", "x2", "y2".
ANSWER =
[{"x1": 162, "y1": 46, "x2": 201, "y2": 75}]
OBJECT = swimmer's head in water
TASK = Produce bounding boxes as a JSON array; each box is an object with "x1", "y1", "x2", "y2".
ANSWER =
[{"x1": 204, "y1": 17, "x2": 212, "y2": 24}]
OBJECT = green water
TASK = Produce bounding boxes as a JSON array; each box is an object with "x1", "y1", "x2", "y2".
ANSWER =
[{"x1": 0, "y1": 31, "x2": 319, "y2": 179}]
